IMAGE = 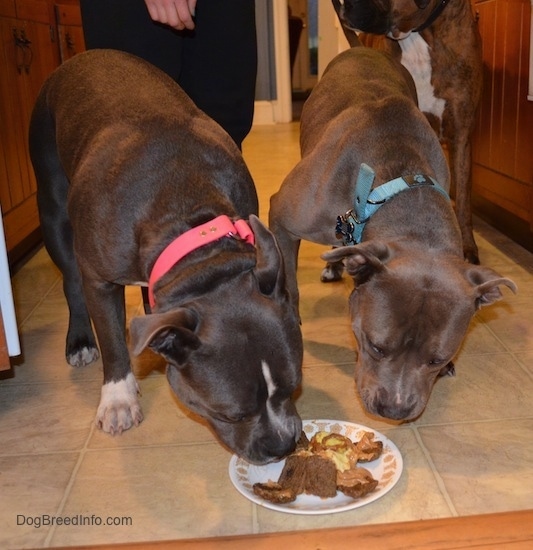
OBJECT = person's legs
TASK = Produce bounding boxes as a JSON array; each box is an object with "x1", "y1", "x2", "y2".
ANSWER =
[
  {"x1": 79, "y1": 0, "x2": 257, "y2": 147},
  {"x1": 79, "y1": 0, "x2": 183, "y2": 81},
  {"x1": 179, "y1": 0, "x2": 257, "y2": 147}
]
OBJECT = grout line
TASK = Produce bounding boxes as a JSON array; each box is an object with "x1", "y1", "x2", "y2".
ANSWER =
[
  {"x1": 42, "y1": 420, "x2": 97, "y2": 548},
  {"x1": 0, "y1": 438, "x2": 223, "y2": 460},
  {"x1": 411, "y1": 425, "x2": 459, "y2": 517},
  {"x1": 17, "y1": 276, "x2": 63, "y2": 329}
]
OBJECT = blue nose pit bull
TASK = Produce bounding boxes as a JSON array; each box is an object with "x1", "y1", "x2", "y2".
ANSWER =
[
  {"x1": 269, "y1": 45, "x2": 515, "y2": 422},
  {"x1": 29, "y1": 49, "x2": 303, "y2": 464},
  {"x1": 332, "y1": 0, "x2": 483, "y2": 264}
]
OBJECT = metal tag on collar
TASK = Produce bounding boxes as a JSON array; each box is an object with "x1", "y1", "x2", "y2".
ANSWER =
[
  {"x1": 335, "y1": 211, "x2": 357, "y2": 245},
  {"x1": 402, "y1": 174, "x2": 434, "y2": 187}
]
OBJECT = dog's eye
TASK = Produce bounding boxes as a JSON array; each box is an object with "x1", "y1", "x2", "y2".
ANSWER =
[
  {"x1": 428, "y1": 358, "x2": 444, "y2": 366},
  {"x1": 368, "y1": 341, "x2": 385, "y2": 358}
]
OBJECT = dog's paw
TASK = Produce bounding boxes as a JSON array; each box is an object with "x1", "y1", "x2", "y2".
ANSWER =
[
  {"x1": 95, "y1": 373, "x2": 144, "y2": 435},
  {"x1": 67, "y1": 345, "x2": 100, "y2": 368},
  {"x1": 320, "y1": 261, "x2": 344, "y2": 283}
]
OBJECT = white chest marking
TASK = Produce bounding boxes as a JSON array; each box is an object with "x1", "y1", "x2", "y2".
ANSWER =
[{"x1": 399, "y1": 33, "x2": 445, "y2": 121}]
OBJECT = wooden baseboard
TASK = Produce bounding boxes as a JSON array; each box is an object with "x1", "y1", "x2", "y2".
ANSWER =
[
  {"x1": 473, "y1": 194, "x2": 533, "y2": 254},
  {"x1": 49, "y1": 509, "x2": 533, "y2": 550}
]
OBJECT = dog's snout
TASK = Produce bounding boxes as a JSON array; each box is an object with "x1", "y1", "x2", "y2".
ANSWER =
[{"x1": 372, "y1": 389, "x2": 418, "y2": 420}]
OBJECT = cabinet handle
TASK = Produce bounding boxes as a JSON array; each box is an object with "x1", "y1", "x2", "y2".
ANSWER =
[
  {"x1": 65, "y1": 32, "x2": 76, "y2": 54},
  {"x1": 12, "y1": 28, "x2": 33, "y2": 74}
]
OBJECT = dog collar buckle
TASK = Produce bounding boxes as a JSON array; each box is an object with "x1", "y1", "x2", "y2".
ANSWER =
[
  {"x1": 336, "y1": 164, "x2": 450, "y2": 245},
  {"x1": 148, "y1": 215, "x2": 254, "y2": 308}
]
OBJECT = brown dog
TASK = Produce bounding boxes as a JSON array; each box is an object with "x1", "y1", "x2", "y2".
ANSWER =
[{"x1": 332, "y1": 0, "x2": 483, "y2": 264}]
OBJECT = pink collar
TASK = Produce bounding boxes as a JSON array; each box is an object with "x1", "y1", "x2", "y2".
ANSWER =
[{"x1": 148, "y1": 215, "x2": 255, "y2": 307}]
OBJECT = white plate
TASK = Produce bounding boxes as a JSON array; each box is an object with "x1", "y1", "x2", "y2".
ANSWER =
[{"x1": 229, "y1": 419, "x2": 403, "y2": 515}]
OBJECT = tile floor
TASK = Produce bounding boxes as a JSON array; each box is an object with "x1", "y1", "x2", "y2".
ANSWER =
[{"x1": 1, "y1": 122, "x2": 532, "y2": 549}]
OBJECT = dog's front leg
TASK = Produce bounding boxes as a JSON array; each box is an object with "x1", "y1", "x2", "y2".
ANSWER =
[{"x1": 83, "y1": 278, "x2": 143, "y2": 434}]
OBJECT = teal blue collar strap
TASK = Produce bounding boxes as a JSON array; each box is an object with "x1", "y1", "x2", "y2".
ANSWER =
[{"x1": 335, "y1": 163, "x2": 450, "y2": 244}]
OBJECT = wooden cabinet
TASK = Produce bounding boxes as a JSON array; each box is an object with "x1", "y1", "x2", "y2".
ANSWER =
[
  {"x1": 0, "y1": 0, "x2": 84, "y2": 264},
  {"x1": 55, "y1": 0, "x2": 84, "y2": 62},
  {"x1": 0, "y1": 0, "x2": 59, "y2": 262},
  {"x1": 471, "y1": 0, "x2": 533, "y2": 252}
]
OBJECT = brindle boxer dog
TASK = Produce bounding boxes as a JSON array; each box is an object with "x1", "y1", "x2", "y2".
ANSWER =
[
  {"x1": 269, "y1": 43, "x2": 515, "y2": 422},
  {"x1": 29, "y1": 49, "x2": 303, "y2": 464},
  {"x1": 331, "y1": 0, "x2": 483, "y2": 266}
]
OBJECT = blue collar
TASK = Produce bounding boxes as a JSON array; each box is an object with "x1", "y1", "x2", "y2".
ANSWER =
[{"x1": 335, "y1": 163, "x2": 450, "y2": 245}]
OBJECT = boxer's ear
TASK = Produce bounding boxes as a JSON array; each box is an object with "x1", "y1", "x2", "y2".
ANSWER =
[
  {"x1": 129, "y1": 307, "x2": 200, "y2": 364},
  {"x1": 249, "y1": 214, "x2": 287, "y2": 296},
  {"x1": 463, "y1": 266, "x2": 517, "y2": 308},
  {"x1": 321, "y1": 241, "x2": 390, "y2": 285}
]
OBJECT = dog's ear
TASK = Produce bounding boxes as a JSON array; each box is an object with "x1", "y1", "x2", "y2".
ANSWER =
[
  {"x1": 463, "y1": 266, "x2": 517, "y2": 308},
  {"x1": 249, "y1": 214, "x2": 286, "y2": 296},
  {"x1": 129, "y1": 307, "x2": 200, "y2": 364},
  {"x1": 321, "y1": 241, "x2": 390, "y2": 285}
]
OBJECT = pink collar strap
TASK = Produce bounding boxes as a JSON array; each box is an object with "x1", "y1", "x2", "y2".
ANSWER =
[{"x1": 148, "y1": 215, "x2": 255, "y2": 307}]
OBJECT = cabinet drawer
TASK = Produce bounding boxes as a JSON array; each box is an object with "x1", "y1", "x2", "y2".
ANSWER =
[
  {"x1": 15, "y1": 0, "x2": 51, "y2": 24},
  {"x1": 55, "y1": 2, "x2": 81, "y2": 26}
]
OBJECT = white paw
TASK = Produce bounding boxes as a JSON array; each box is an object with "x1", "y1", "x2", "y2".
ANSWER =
[
  {"x1": 320, "y1": 264, "x2": 344, "y2": 282},
  {"x1": 67, "y1": 346, "x2": 99, "y2": 368},
  {"x1": 95, "y1": 372, "x2": 144, "y2": 435}
]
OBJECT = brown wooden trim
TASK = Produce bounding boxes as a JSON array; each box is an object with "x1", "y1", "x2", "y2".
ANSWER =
[
  {"x1": 473, "y1": 194, "x2": 533, "y2": 254},
  {"x1": 48, "y1": 510, "x2": 533, "y2": 550},
  {"x1": 0, "y1": 304, "x2": 10, "y2": 371}
]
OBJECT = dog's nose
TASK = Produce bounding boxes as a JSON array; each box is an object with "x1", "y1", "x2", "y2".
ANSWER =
[
  {"x1": 373, "y1": 393, "x2": 418, "y2": 420},
  {"x1": 376, "y1": 402, "x2": 417, "y2": 420}
]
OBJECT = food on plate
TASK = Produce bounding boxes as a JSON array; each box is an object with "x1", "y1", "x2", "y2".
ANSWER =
[
  {"x1": 336, "y1": 466, "x2": 378, "y2": 498},
  {"x1": 278, "y1": 454, "x2": 338, "y2": 499},
  {"x1": 253, "y1": 429, "x2": 383, "y2": 503},
  {"x1": 252, "y1": 481, "x2": 296, "y2": 504}
]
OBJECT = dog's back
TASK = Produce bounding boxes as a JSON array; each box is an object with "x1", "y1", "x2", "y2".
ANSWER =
[
  {"x1": 296, "y1": 46, "x2": 449, "y2": 196},
  {"x1": 29, "y1": 49, "x2": 258, "y2": 223}
]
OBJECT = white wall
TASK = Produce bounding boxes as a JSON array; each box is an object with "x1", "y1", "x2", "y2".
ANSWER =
[{"x1": 254, "y1": 0, "x2": 350, "y2": 126}]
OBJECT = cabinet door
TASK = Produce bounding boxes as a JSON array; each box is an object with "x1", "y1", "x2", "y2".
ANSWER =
[
  {"x1": 56, "y1": 2, "x2": 85, "y2": 62},
  {"x1": 472, "y1": 0, "x2": 533, "y2": 225},
  {"x1": 0, "y1": 13, "x2": 58, "y2": 255}
]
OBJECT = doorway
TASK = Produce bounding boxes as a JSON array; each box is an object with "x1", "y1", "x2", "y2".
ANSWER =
[{"x1": 287, "y1": 0, "x2": 318, "y2": 118}]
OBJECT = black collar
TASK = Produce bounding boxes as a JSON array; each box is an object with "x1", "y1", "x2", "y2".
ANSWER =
[{"x1": 413, "y1": 0, "x2": 451, "y2": 32}]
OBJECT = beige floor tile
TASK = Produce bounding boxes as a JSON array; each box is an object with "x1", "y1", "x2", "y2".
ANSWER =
[
  {"x1": 0, "y1": 453, "x2": 80, "y2": 550},
  {"x1": 477, "y1": 295, "x2": 533, "y2": 351},
  {"x1": 49, "y1": 445, "x2": 251, "y2": 547},
  {"x1": 513, "y1": 350, "x2": 533, "y2": 376},
  {"x1": 0, "y1": 380, "x2": 99, "y2": 455},
  {"x1": 417, "y1": 419, "x2": 533, "y2": 515},
  {"x1": 412, "y1": 352, "x2": 532, "y2": 426}
]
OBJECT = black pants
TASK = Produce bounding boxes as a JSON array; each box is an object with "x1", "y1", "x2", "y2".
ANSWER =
[{"x1": 79, "y1": 0, "x2": 257, "y2": 148}]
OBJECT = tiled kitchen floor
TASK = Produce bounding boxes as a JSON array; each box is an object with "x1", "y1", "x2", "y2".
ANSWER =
[{"x1": 1, "y1": 122, "x2": 532, "y2": 549}]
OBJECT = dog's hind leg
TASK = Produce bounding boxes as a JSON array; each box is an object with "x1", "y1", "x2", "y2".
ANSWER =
[
  {"x1": 29, "y1": 99, "x2": 99, "y2": 368},
  {"x1": 449, "y1": 133, "x2": 479, "y2": 264}
]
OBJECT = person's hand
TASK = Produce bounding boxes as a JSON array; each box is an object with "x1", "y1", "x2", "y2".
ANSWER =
[{"x1": 144, "y1": 0, "x2": 198, "y2": 30}]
